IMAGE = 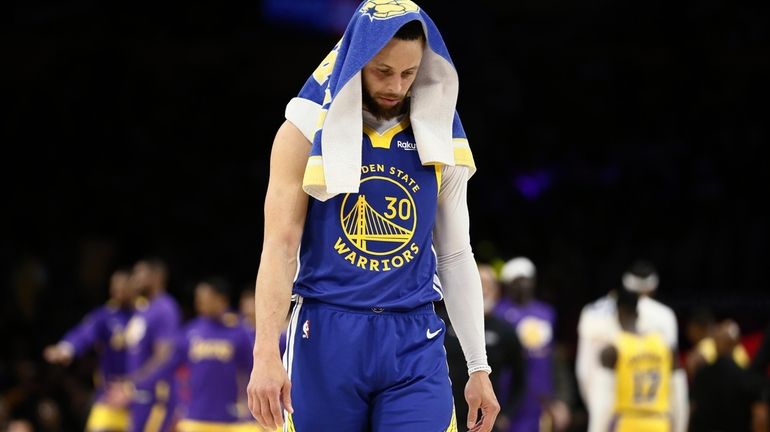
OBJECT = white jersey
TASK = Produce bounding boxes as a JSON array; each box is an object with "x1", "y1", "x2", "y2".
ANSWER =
[{"x1": 576, "y1": 293, "x2": 678, "y2": 432}]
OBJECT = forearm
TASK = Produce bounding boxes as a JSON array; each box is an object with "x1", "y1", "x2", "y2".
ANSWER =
[
  {"x1": 133, "y1": 342, "x2": 174, "y2": 387},
  {"x1": 440, "y1": 247, "x2": 488, "y2": 374},
  {"x1": 575, "y1": 334, "x2": 594, "y2": 402},
  {"x1": 670, "y1": 368, "x2": 689, "y2": 432},
  {"x1": 253, "y1": 244, "x2": 297, "y2": 357},
  {"x1": 135, "y1": 346, "x2": 183, "y2": 389},
  {"x1": 590, "y1": 368, "x2": 615, "y2": 432},
  {"x1": 60, "y1": 313, "x2": 100, "y2": 356},
  {"x1": 253, "y1": 120, "x2": 310, "y2": 357},
  {"x1": 433, "y1": 166, "x2": 488, "y2": 374}
]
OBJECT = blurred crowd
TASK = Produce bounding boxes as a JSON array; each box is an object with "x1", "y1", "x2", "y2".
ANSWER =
[
  {"x1": 1, "y1": 258, "x2": 269, "y2": 432},
  {"x1": 2, "y1": 255, "x2": 769, "y2": 432}
]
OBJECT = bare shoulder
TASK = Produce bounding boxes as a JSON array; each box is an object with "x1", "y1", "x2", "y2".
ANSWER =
[
  {"x1": 272, "y1": 120, "x2": 311, "y2": 155},
  {"x1": 269, "y1": 120, "x2": 312, "y2": 179}
]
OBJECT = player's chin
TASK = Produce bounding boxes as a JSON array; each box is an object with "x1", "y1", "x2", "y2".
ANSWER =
[{"x1": 376, "y1": 102, "x2": 405, "y2": 118}]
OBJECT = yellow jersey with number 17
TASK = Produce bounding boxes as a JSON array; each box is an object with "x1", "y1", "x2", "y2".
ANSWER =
[{"x1": 612, "y1": 331, "x2": 672, "y2": 432}]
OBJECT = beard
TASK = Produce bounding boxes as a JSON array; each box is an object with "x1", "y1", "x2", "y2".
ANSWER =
[{"x1": 362, "y1": 89, "x2": 410, "y2": 120}]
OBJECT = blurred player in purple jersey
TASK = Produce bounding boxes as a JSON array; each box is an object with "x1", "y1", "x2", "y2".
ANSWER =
[
  {"x1": 443, "y1": 264, "x2": 525, "y2": 432},
  {"x1": 495, "y1": 257, "x2": 571, "y2": 432},
  {"x1": 147, "y1": 278, "x2": 263, "y2": 432},
  {"x1": 44, "y1": 267, "x2": 135, "y2": 432},
  {"x1": 111, "y1": 258, "x2": 181, "y2": 432}
]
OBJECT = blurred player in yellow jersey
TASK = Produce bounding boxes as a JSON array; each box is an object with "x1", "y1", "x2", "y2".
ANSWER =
[{"x1": 600, "y1": 288, "x2": 673, "y2": 432}]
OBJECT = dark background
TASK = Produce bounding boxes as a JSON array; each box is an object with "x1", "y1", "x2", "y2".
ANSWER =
[{"x1": 4, "y1": 0, "x2": 770, "y2": 429}]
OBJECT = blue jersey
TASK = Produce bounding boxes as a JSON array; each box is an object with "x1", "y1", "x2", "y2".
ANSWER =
[{"x1": 294, "y1": 118, "x2": 442, "y2": 310}]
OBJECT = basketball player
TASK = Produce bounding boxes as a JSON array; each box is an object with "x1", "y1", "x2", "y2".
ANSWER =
[
  {"x1": 576, "y1": 261, "x2": 688, "y2": 432},
  {"x1": 600, "y1": 288, "x2": 673, "y2": 432},
  {"x1": 43, "y1": 267, "x2": 134, "y2": 432},
  {"x1": 684, "y1": 307, "x2": 750, "y2": 379},
  {"x1": 443, "y1": 264, "x2": 525, "y2": 431},
  {"x1": 144, "y1": 278, "x2": 263, "y2": 432},
  {"x1": 112, "y1": 258, "x2": 181, "y2": 432},
  {"x1": 246, "y1": 2, "x2": 499, "y2": 431},
  {"x1": 690, "y1": 320, "x2": 769, "y2": 432},
  {"x1": 496, "y1": 257, "x2": 571, "y2": 432}
]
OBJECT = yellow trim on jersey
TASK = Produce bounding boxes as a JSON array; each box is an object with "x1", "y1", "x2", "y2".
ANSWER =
[
  {"x1": 445, "y1": 408, "x2": 458, "y2": 432},
  {"x1": 143, "y1": 403, "x2": 167, "y2": 432},
  {"x1": 85, "y1": 403, "x2": 129, "y2": 431},
  {"x1": 176, "y1": 419, "x2": 273, "y2": 432},
  {"x1": 284, "y1": 412, "x2": 296, "y2": 432},
  {"x1": 314, "y1": 109, "x2": 328, "y2": 136},
  {"x1": 302, "y1": 155, "x2": 326, "y2": 190},
  {"x1": 696, "y1": 337, "x2": 750, "y2": 367},
  {"x1": 435, "y1": 164, "x2": 443, "y2": 195},
  {"x1": 155, "y1": 380, "x2": 170, "y2": 402},
  {"x1": 452, "y1": 138, "x2": 476, "y2": 170},
  {"x1": 612, "y1": 414, "x2": 671, "y2": 432},
  {"x1": 363, "y1": 117, "x2": 411, "y2": 149}
]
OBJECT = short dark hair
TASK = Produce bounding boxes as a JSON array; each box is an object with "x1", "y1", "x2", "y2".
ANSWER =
[
  {"x1": 112, "y1": 265, "x2": 133, "y2": 275},
  {"x1": 200, "y1": 276, "x2": 231, "y2": 299},
  {"x1": 689, "y1": 307, "x2": 715, "y2": 328},
  {"x1": 141, "y1": 257, "x2": 169, "y2": 276},
  {"x1": 394, "y1": 20, "x2": 425, "y2": 41},
  {"x1": 627, "y1": 260, "x2": 657, "y2": 278}
]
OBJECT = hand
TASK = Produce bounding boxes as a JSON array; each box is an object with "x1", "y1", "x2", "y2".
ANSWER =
[
  {"x1": 547, "y1": 400, "x2": 571, "y2": 431},
  {"x1": 247, "y1": 352, "x2": 293, "y2": 429},
  {"x1": 43, "y1": 344, "x2": 73, "y2": 365},
  {"x1": 104, "y1": 381, "x2": 134, "y2": 408},
  {"x1": 495, "y1": 414, "x2": 511, "y2": 431},
  {"x1": 465, "y1": 371, "x2": 500, "y2": 432}
]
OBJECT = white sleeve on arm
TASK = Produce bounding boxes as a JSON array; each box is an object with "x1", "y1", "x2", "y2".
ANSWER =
[
  {"x1": 671, "y1": 368, "x2": 689, "y2": 432},
  {"x1": 285, "y1": 97, "x2": 321, "y2": 142},
  {"x1": 433, "y1": 165, "x2": 490, "y2": 375},
  {"x1": 591, "y1": 367, "x2": 616, "y2": 432}
]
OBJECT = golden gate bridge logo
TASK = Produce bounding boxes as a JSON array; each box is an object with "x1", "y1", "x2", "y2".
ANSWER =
[{"x1": 340, "y1": 176, "x2": 416, "y2": 256}]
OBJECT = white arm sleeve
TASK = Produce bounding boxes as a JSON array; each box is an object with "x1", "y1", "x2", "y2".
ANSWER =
[
  {"x1": 578, "y1": 310, "x2": 615, "y2": 432},
  {"x1": 433, "y1": 166, "x2": 489, "y2": 375},
  {"x1": 671, "y1": 368, "x2": 689, "y2": 432},
  {"x1": 575, "y1": 307, "x2": 595, "y2": 402},
  {"x1": 285, "y1": 97, "x2": 321, "y2": 142},
  {"x1": 591, "y1": 367, "x2": 616, "y2": 432}
]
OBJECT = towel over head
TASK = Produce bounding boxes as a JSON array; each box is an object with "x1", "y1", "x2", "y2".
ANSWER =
[{"x1": 285, "y1": 0, "x2": 476, "y2": 201}]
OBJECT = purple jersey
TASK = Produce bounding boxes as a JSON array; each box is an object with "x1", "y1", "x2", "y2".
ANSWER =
[
  {"x1": 125, "y1": 293, "x2": 181, "y2": 390},
  {"x1": 493, "y1": 298, "x2": 556, "y2": 432},
  {"x1": 61, "y1": 301, "x2": 132, "y2": 397},
  {"x1": 166, "y1": 314, "x2": 254, "y2": 423}
]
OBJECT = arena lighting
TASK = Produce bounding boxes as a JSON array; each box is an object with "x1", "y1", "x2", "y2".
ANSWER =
[
  {"x1": 513, "y1": 170, "x2": 552, "y2": 200},
  {"x1": 262, "y1": 0, "x2": 359, "y2": 33}
]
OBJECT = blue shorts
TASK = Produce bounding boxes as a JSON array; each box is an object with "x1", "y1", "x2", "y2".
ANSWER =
[{"x1": 283, "y1": 297, "x2": 456, "y2": 432}]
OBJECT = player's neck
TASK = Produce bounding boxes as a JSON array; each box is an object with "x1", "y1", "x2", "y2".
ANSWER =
[
  {"x1": 363, "y1": 109, "x2": 406, "y2": 134},
  {"x1": 147, "y1": 286, "x2": 165, "y2": 300},
  {"x1": 619, "y1": 315, "x2": 638, "y2": 333}
]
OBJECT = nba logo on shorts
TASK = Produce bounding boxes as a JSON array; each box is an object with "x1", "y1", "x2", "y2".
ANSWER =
[{"x1": 302, "y1": 320, "x2": 311, "y2": 339}]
